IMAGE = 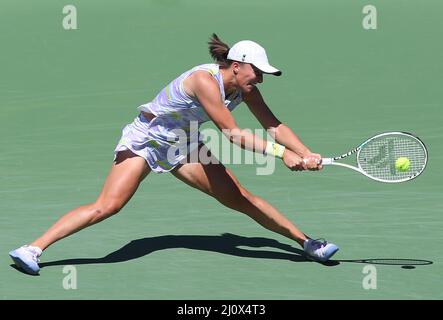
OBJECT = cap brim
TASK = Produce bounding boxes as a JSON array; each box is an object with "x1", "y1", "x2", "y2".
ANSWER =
[{"x1": 253, "y1": 62, "x2": 282, "y2": 76}]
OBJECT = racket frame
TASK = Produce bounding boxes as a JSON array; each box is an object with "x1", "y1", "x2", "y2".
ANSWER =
[{"x1": 322, "y1": 131, "x2": 428, "y2": 183}]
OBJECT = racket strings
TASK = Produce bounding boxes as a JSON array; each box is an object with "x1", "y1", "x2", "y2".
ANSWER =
[{"x1": 357, "y1": 135, "x2": 427, "y2": 182}]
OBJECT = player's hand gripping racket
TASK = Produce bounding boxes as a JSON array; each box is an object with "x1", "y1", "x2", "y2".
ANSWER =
[{"x1": 321, "y1": 132, "x2": 428, "y2": 183}]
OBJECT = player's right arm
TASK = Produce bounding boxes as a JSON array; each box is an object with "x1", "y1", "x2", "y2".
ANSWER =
[{"x1": 184, "y1": 71, "x2": 305, "y2": 171}]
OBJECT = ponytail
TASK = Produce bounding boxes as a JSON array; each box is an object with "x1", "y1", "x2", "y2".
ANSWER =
[{"x1": 208, "y1": 33, "x2": 232, "y2": 68}]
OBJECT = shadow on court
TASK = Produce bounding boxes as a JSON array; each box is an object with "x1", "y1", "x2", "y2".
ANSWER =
[
  {"x1": 335, "y1": 258, "x2": 433, "y2": 269},
  {"x1": 18, "y1": 233, "x2": 432, "y2": 271},
  {"x1": 37, "y1": 233, "x2": 312, "y2": 269}
]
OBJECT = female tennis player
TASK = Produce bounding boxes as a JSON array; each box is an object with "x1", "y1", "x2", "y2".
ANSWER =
[{"x1": 10, "y1": 34, "x2": 338, "y2": 275}]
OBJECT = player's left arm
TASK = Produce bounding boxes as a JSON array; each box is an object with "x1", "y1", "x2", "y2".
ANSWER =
[{"x1": 243, "y1": 86, "x2": 322, "y2": 166}]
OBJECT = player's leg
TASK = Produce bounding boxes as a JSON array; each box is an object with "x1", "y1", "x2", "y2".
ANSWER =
[
  {"x1": 171, "y1": 145, "x2": 308, "y2": 246},
  {"x1": 171, "y1": 144, "x2": 338, "y2": 262},
  {"x1": 10, "y1": 149, "x2": 151, "y2": 274},
  {"x1": 30, "y1": 149, "x2": 151, "y2": 251}
]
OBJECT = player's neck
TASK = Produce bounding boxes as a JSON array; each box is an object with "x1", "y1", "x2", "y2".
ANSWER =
[{"x1": 220, "y1": 68, "x2": 237, "y2": 96}]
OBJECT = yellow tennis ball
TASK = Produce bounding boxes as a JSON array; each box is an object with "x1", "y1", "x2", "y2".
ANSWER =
[{"x1": 395, "y1": 157, "x2": 410, "y2": 171}]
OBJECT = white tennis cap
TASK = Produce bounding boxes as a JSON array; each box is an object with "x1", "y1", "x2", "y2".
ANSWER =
[{"x1": 227, "y1": 40, "x2": 282, "y2": 76}]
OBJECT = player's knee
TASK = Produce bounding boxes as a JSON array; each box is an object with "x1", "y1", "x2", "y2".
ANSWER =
[
  {"x1": 237, "y1": 186, "x2": 254, "y2": 201},
  {"x1": 237, "y1": 187, "x2": 256, "y2": 209},
  {"x1": 92, "y1": 201, "x2": 124, "y2": 220},
  {"x1": 218, "y1": 186, "x2": 254, "y2": 210},
  {"x1": 103, "y1": 201, "x2": 124, "y2": 216}
]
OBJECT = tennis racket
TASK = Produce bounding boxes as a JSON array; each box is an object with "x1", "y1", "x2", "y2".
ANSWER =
[{"x1": 321, "y1": 132, "x2": 428, "y2": 183}]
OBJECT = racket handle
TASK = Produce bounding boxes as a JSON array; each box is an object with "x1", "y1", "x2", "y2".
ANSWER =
[
  {"x1": 322, "y1": 158, "x2": 334, "y2": 165},
  {"x1": 303, "y1": 157, "x2": 323, "y2": 165}
]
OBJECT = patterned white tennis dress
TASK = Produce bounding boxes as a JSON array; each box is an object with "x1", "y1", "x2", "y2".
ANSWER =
[{"x1": 114, "y1": 64, "x2": 243, "y2": 173}]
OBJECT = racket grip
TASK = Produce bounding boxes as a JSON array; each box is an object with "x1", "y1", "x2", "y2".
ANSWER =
[{"x1": 322, "y1": 158, "x2": 334, "y2": 165}]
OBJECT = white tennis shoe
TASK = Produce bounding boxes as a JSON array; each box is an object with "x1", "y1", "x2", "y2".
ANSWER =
[
  {"x1": 303, "y1": 239, "x2": 339, "y2": 262},
  {"x1": 9, "y1": 245, "x2": 42, "y2": 275}
]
